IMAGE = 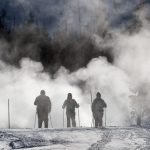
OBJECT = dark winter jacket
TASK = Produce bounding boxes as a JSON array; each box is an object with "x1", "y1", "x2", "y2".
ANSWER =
[
  {"x1": 92, "y1": 98, "x2": 107, "y2": 114},
  {"x1": 62, "y1": 99, "x2": 79, "y2": 114},
  {"x1": 34, "y1": 95, "x2": 51, "y2": 115}
]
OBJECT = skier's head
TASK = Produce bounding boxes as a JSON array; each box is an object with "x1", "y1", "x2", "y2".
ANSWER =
[
  {"x1": 40, "y1": 90, "x2": 46, "y2": 95},
  {"x1": 96, "y1": 92, "x2": 101, "y2": 98},
  {"x1": 67, "y1": 93, "x2": 72, "y2": 100}
]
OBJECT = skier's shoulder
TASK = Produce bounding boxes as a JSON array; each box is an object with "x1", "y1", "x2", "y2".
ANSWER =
[
  {"x1": 100, "y1": 98, "x2": 107, "y2": 107},
  {"x1": 46, "y1": 95, "x2": 50, "y2": 100},
  {"x1": 46, "y1": 96, "x2": 51, "y2": 103},
  {"x1": 101, "y1": 98, "x2": 106, "y2": 104},
  {"x1": 65, "y1": 99, "x2": 68, "y2": 102},
  {"x1": 72, "y1": 99, "x2": 76, "y2": 102},
  {"x1": 93, "y1": 98, "x2": 98, "y2": 102},
  {"x1": 36, "y1": 95, "x2": 40, "y2": 98},
  {"x1": 38, "y1": 95, "x2": 49, "y2": 101},
  {"x1": 35, "y1": 95, "x2": 42, "y2": 104},
  {"x1": 64, "y1": 99, "x2": 69, "y2": 105},
  {"x1": 92, "y1": 98, "x2": 96, "y2": 104},
  {"x1": 36, "y1": 95, "x2": 41, "y2": 101},
  {"x1": 92, "y1": 99, "x2": 97, "y2": 106},
  {"x1": 101, "y1": 98, "x2": 105, "y2": 102}
]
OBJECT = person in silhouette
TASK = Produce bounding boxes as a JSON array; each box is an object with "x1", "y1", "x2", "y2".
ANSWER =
[
  {"x1": 62, "y1": 93, "x2": 79, "y2": 127},
  {"x1": 34, "y1": 90, "x2": 51, "y2": 128},
  {"x1": 92, "y1": 92, "x2": 107, "y2": 128}
]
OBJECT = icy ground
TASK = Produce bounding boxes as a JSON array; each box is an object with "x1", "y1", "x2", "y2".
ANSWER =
[{"x1": 0, "y1": 127, "x2": 150, "y2": 150}]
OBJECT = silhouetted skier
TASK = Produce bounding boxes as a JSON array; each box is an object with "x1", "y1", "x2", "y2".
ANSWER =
[
  {"x1": 34, "y1": 90, "x2": 51, "y2": 128},
  {"x1": 62, "y1": 93, "x2": 79, "y2": 128},
  {"x1": 92, "y1": 92, "x2": 107, "y2": 128}
]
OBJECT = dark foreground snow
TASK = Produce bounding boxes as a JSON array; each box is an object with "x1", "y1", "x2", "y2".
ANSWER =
[{"x1": 0, "y1": 127, "x2": 150, "y2": 150}]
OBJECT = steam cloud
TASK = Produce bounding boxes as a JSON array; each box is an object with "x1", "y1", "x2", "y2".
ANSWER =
[{"x1": 0, "y1": 0, "x2": 150, "y2": 128}]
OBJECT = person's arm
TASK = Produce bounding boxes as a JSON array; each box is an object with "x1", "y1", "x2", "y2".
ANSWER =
[
  {"x1": 34, "y1": 97, "x2": 38, "y2": 106},
  {"x1": 48, "y1": 97, "x2": 51, "y2": 113},
  {"x1": 103, "y1": 100, "x2": 107, "y2": 108},
  {"x1": 91, "y1": 101, "x2": 95, "y2": 112},
  {"x1": 62, "y1": 100, "x2": 66, "y2": 109},
  {"x1": 74, "y1": 100, "x2": 79, "y2": 108}
]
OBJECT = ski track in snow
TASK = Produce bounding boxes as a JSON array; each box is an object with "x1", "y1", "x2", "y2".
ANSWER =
[
  {"x1": 89, "y1": 127, "x2": 150, "y2": 150},
  {"x1": 0, "y1": 127, "x2": 150, "y2": 149}
]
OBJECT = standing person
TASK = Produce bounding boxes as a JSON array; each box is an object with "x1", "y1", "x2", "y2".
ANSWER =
[
  {"x1": 62, "y1": 93, "x2": 79, "y2": 128},
  {"x1": 92, "y1": 92, "x2": 107, "y2": 128},
  {"x1": 34, "y1": 90, "x2": 51, "y2": 128}
]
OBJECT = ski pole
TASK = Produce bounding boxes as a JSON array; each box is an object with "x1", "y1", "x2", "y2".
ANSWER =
[
  {"x1": 78, "y1": 108, "x2": 80, "y2": 127},
  {"x1": 63, "y1": 109, "x2": 65, "y2": 128},
  {"x1": 34, "y1": 112, "x2": 37, "y2": 128},
  {"x1": 105, "y1": 108, "x2": 107, "y2": 127},
  {"x1": 8, "y1": 99, "x2": 11, "y2": 129},
  {"x1": 90, "y1": 90, "x2": 94, "y2": 127},
  {"x1": 49, "y1": 114, "x2": 53, "y2": 128}
]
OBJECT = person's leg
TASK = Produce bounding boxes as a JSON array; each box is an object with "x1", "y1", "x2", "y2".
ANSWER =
[
  {"x1": 44, "y1": 114, "x2": 49, "y2": 128},
  {"x1": 38, "y1": 117, "x2": 43, "y2": 128},
  {"x1": 94, "y1": 113, "x2": 98, "y2": 128},
  {"x1": 137, "y1": 116, "x2": 141, "y2": 126},
  {"x1": 38, "y1": 113, "x2": 43, "y2": 128},
  {"x1": 99, "y1": 118, "x2": 102, "y2": 127},
  {"x1": 71, "y1": 113, "x2": 76, "y2": 127},
  {"x1": 99, "y1": 112, "x2": 103, "y2": 127},
  {"x1": 95, "y1": 119, "x2": 98, "y2": 128},
  {"x1": 67, "y1": 114, "x2": 71, "y2": 128}
]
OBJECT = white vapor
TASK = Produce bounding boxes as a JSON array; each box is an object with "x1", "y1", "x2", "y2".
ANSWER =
[{"x1": 0, "y1": 57, "x2": 132, "y2": 128}]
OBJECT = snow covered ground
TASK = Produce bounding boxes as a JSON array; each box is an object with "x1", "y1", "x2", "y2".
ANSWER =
[{"x1": 0, "y1": 127, "x2": 150, "y2": 150}]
